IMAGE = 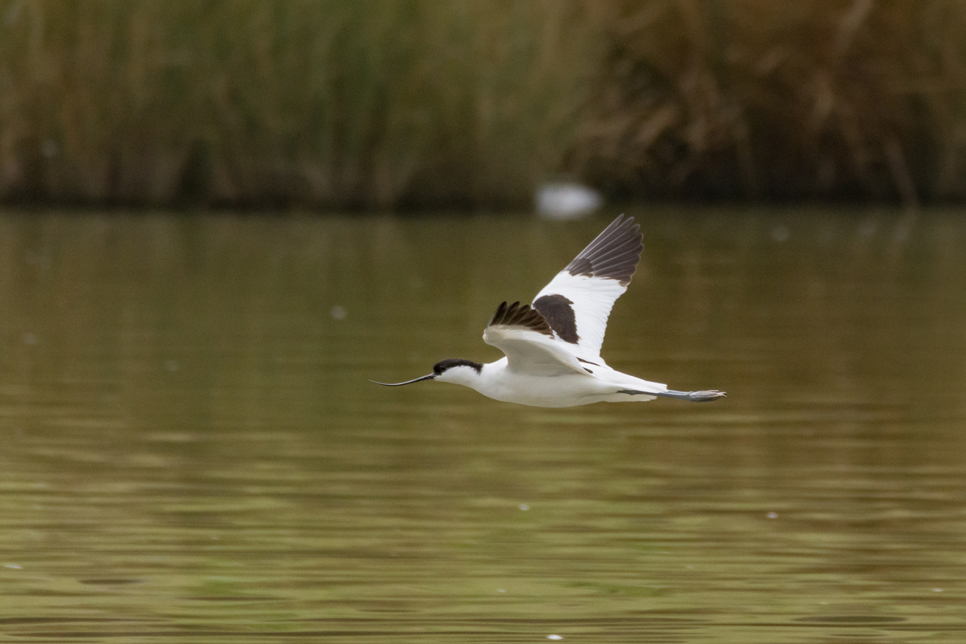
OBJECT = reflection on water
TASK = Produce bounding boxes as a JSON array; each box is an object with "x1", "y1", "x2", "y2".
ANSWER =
[{"x1": 0, "y1": 208, "x2": 964, "y2": 642}]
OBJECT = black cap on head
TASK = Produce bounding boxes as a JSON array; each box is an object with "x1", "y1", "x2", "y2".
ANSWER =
[{"x1": 433, "y1": 359, "x2": 483, "y2": 375}]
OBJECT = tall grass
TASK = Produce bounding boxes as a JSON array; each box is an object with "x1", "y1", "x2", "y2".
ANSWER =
[
  {"x1": 0, "y1": 0, "x2": 597, "y2": 208},
  {"x1": 4, "y1": 1, "x2": 966, "y2": 209},
  {"x1": 572, "y1": 0, "x2": 966, "y2": 205}
]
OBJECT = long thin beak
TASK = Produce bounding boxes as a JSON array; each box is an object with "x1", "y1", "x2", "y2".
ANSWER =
[{"x1": 369, "y1": 374, "x2": 435, "y2": 387}]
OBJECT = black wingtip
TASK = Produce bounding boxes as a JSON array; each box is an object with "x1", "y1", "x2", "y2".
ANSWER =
[
  {"x1": 487, "y1": 300, "x2": 554, "y2": 337},
  {"x1": 565, "y1": 214, "x2": 644, "y2": 286}
]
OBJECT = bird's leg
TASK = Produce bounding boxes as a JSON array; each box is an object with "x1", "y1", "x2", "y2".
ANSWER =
[{"x1": 656, "y1": 389, "x2": 727, "y2": 402}]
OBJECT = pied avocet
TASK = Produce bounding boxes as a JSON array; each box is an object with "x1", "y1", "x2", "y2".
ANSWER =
[{"x1": 372, "y1": 215, "x2": 726, "y2": 407}]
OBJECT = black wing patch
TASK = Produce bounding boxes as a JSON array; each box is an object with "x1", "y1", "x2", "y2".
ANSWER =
[
  {"x1": 487, "y1": 301, "x2": 554, "y2": 337},
  {"x1": 533, "y1": 294, "x2": 579, "y2": 344},
  {"x1": 565, "y1": 214, "x2": 644, "y2": 286}
]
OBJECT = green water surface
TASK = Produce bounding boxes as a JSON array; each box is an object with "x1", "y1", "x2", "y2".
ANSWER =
[{"x1": 0, "y1": 208, "x2": 964, "y2": 642}]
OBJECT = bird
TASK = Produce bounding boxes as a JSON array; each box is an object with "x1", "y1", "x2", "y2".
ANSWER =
[{"x1": 372, "y1": 215, "x2": 726, "y2": 408}]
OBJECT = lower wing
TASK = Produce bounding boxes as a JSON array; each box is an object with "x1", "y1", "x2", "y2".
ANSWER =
[{"x1": 483, "y1": 302, "x2": 590, "y2": 376}]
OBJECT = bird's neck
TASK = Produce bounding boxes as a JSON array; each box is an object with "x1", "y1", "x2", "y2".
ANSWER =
[
  {"x1": 442, "y1": 360, "x2": 500, "y2": 392},
  {"x1": 464, "y1": 360, "x2": 505, "y2": 391}
]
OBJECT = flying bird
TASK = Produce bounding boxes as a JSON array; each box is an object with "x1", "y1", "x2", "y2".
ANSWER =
[{"x1": 372, "y1": 215, "x2": 726, "y2": 407}]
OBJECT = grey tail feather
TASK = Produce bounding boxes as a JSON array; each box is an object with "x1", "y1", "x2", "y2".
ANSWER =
[
  {"x1": 619, "y1": 389, "x2": 727, "y2": 402},
  {"x1": 616, "y1": 389, "x2": 654, "y2": 396},
  {"x1": 660, "y1": 389, "x2": 727, "y2": 402}
]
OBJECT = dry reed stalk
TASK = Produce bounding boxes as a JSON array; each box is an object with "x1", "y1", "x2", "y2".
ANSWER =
[{"x1": 573, "y1": 0, "x2": 966, "y2": 205}]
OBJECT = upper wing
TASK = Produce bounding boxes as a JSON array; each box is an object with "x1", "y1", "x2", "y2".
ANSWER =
[
  {"x1": 532, "y1": 215, "x2": 644, "y2": 361},
  {"x1": 482, "y1": 301, "x2": 588, "y2": 376}
]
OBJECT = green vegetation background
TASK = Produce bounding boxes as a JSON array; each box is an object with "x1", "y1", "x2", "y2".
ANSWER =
[{"x1": 2, "y1": 0, "x2": 965, "y2": 209}]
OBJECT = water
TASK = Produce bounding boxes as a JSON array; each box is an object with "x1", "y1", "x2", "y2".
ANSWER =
[{"x1": 1, "y1": 208, "x2": 964, "y2": 642}]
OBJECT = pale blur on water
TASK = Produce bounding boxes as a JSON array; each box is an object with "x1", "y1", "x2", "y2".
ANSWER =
[{"x1": 0, "y1": 208, "x2": 964, "y2": 643}]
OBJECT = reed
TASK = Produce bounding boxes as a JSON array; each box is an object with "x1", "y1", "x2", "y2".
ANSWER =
[
  {"x1": 571, "y1": 0, "x2": 966, "y2": 205},
  {"x1": 0, "y1": 0, "x2": 597, "y2": 208},
  {"x1": 4, "y1": 0, "x2": 966, "y2": 209}
]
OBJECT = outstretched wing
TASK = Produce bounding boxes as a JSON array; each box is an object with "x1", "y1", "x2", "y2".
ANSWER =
[
  {"x1": 532, "y1": 215, "x2": 644, "y2": 362},
  {"x1": 482, "y1": 301, "x2": 588, "y2": 376}
]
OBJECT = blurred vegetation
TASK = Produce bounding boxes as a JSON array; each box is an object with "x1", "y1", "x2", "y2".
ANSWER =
[
  {"x1": 0, "y1": 0, "x2": 596, "y2": 209},
  {"x1": 2, "y1": 0, "x2": 966, "y2": 209},
  {"x1": 575, "y1": 0, "x2": 966, "y2": 206}
]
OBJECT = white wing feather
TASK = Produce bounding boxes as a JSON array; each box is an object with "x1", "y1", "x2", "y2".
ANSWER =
[
  {"x1": 532, "y1": 215, "x2": 644, "y2": 362},
  {"x1": 533, "y1": 273, "x2": 627, "y2": 362},
  {"x1": 483, "y1": 325, "x2": 587, "y2": 376}
]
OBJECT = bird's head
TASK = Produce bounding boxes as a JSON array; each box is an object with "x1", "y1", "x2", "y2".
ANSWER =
[{"x1": 371, "y1": 358, "x2": 483, "y2": 388}]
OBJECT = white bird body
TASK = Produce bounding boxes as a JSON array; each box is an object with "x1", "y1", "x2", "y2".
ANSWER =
[
  {"x1": 436, "y1": 357, "x2": 665, "y2": 408},
  {"x1": 373, "y1": 215, "x2": 725, "y2": 407}
]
